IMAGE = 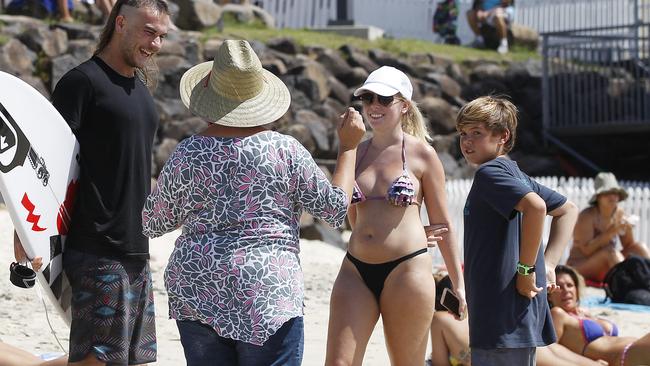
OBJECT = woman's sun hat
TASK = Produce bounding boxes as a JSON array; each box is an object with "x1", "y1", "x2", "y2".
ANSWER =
[
  {"x1": 179, "y1": 40, "x2": 291, "y2": 127},
  {"x1": 353, "y1": 66, "x2": 413, "y2": 101},
  {"x1": 589, "y1": 172, "x2": 628, "y2": 205}
]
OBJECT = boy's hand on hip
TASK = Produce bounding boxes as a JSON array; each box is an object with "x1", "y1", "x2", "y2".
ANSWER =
[{"x1": 516, "y1": 273, "x2": 543, "y2": 299}]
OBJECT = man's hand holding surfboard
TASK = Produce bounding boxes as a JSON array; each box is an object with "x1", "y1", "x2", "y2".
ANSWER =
[{"x1": 13, "y1": 231, "x2": 43, "y2": 272}]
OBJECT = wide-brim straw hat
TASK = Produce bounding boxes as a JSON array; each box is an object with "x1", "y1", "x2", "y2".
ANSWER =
[
  {"x1": 589, "y1": 172, "x2": 628, "y2": 205},
  {"x1": 179, "y1": 40, "x2": 290, "y2": 127}
]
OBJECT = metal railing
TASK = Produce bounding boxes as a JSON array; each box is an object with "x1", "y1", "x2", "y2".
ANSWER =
[
  {"x1": 514, "y1": 0, "x2": 650, "y2": 33},
  {"x1": 541, "y1": 23, "x2": 650, "y2": 135}
]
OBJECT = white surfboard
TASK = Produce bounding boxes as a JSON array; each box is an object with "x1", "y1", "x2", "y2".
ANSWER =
[{"x1": 0, "y1": 71, "x2": 78, "y2": 325}]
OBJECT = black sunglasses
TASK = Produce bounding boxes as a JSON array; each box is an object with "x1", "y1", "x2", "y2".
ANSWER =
[{"x1": 358, "y1": 93, "x2": 398, "y2": 107}]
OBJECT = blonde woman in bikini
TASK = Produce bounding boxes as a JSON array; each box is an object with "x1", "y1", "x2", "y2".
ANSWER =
[
  {"x1": 325, "y1": 66, "x2": 466, "y2": 366},
  {"x1": 567, "y1": 172, "x2": 649, "y2": 283}
]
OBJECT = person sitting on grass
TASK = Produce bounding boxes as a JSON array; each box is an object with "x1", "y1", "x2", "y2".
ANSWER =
[{"x1": 466, "y1": 0, "x2": 514, "y2": 54}]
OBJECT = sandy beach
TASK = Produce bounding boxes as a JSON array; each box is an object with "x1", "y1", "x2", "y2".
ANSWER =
[
  {"x1": 0, "y1": 208, "x2": 391, "y2": 365},
  {"x1": 1, "y1": 207, "x2": 648, "y2": 365}
]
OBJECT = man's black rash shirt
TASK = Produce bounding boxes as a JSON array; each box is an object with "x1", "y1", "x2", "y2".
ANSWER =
[{"x1": 52, "y1": 56, "x2": 158, "y2": 259}]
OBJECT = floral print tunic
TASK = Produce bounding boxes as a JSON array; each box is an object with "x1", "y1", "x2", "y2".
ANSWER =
[{"x1": 142, "y1": 131, "x2": 348, "y2": 345}]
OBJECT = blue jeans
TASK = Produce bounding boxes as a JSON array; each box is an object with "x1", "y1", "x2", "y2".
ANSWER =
[
  {"x1": 472, "y1": 347, "x2": 536, "y2": 366},
  {"x1": 176, "y1": 317, "x2": 304, "y2": 366}
]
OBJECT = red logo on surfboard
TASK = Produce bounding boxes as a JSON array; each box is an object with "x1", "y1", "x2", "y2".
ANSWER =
[
  {"x1": 21, "y1": 193, "x2": 46, "y2": 231},
  {"x1": 57, "y1": 180, "x2": 78, "y2": 235}
]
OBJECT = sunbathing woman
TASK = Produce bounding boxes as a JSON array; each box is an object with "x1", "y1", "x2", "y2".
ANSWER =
[
  {"x1": 549, "y1": 265, "x2": 650, "y2": 366},
  {"x1": 325, "y1": 66, "x2": 466, "y2": 365},
  {"x1": 567, "y1": 172, "x2": 649, "y2": 282},
  {"x1": 427, "y1": 274, "x2": 603, "y2": 366}
]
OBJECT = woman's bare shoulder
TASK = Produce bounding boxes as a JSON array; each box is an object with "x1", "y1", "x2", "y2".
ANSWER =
[
  {"x1": 550, "y1": 305, "x2": 571, "y2": 319},
  {"x1": 405, "y1": 134, "x2": 437, "y2": 159},
  {"x1": 579, "y1": 206, "x2": 598, "y2": 220}
]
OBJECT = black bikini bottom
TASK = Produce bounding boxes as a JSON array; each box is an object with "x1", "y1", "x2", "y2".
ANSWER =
[{"x1": 346, "y1": 248, "x2": 428, "y2": 302}]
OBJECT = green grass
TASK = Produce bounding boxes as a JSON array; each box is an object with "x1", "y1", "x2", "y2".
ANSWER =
[
  {"x1": 203, "y1": 17, "x2": 539, "y2": 63},
  {"x1": 0, "y1": 34, "x2": 8, "y2": 47}
]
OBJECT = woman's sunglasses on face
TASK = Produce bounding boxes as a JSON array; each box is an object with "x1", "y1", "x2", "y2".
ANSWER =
[{"x1": 358, "y1": 93, "x2": 399, "y2": 107}]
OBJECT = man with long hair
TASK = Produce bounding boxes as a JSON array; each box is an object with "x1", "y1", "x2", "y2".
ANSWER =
[{"x1": 50, "y1": 0, "x2": 170, "y2": 364}]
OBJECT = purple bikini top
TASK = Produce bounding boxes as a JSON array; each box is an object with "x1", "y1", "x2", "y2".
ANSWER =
[{"x1": 351, "y1": 135, "x2": 417, "y2": 207}]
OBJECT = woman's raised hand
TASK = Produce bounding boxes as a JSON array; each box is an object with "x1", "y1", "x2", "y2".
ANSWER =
[
  {"x1": 605, "y1": 215, "x2": 629, "y2": 239},
  {"x1": 338, "y1": 107, "x2": 365, "y2": 151}
]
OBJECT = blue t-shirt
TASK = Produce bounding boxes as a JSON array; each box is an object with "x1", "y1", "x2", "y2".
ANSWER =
[{"x1": 463, "y1": 157, "x2": 566, "y2": 349}]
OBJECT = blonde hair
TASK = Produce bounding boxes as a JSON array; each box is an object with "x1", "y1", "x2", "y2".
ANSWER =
[
  {"x1": 401, "y1": 99, "x2": 431, "y2": 143},
  {"x1": 456, "y1": 95, "x2": 518, "y2": 154}
]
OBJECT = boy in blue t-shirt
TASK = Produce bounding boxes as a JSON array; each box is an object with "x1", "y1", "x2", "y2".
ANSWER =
[{"x1": 456, "y1": 96, "x2": 578, "y2": 366}]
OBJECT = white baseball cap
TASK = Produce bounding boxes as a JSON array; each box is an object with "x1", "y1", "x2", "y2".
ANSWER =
[{"x1": 353, "y1": 66, "x2": 413, "y2": 101}]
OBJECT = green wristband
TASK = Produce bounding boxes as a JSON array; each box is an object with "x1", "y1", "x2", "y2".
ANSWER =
[{"x1": 516, "y1": 262, "x2": 536, "y2": 276}]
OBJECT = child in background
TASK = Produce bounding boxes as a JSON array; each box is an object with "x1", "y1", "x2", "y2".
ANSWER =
[{"x1": 433, "y1": 0, "x2": 461, "y2": 45}]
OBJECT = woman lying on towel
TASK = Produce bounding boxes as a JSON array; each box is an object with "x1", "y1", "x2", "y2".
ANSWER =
[
  {"x1": 549, "y1": 265, "x2": 650, "y2": 366},
  {"x1": 426, "y1": 274, "x2": 603, "y2": 366}
]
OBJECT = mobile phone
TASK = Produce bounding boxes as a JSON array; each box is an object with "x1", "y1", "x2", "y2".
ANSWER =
[{"x1": 440, "y1": 287, "x2": 461, "y2": 318}]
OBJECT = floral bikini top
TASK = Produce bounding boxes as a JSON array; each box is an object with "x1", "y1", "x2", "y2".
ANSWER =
[{"x1": 351, "y1": 135, "x2": 418, "y2": 207}]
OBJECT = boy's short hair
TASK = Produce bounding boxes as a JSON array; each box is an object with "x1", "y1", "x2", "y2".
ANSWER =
[{"x1": 456, "y1": 95, "x2": 518, "y2": 154}]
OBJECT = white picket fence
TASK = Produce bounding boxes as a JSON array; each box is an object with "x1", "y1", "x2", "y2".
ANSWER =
[
  {"x1": 262, "y1": 0, "x2": 337, "y2": 28},
  {"x1": 427, "y1": 176, "x2": 650, "y2": 266}
]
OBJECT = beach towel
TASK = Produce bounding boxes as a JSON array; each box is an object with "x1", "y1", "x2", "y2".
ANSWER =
[{"x1": 582, "y1": 295, "x2": 650, "y2": 313}]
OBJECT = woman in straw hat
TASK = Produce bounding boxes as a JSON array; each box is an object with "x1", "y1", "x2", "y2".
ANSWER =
[
  {"x1": 141, "y1": 40, "x2": 365, "y2": 365},
  {"x1": 567, "y1": 172, "x2": 649, "y2": 283},
  {"x1": 325, "y1": 66, "x2": 465, "y2": 365}
]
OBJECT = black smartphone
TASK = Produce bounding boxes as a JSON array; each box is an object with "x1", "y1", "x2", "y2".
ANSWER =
[{"x1": 440, "y1": 287, "x2": 461, "y2": 318}]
